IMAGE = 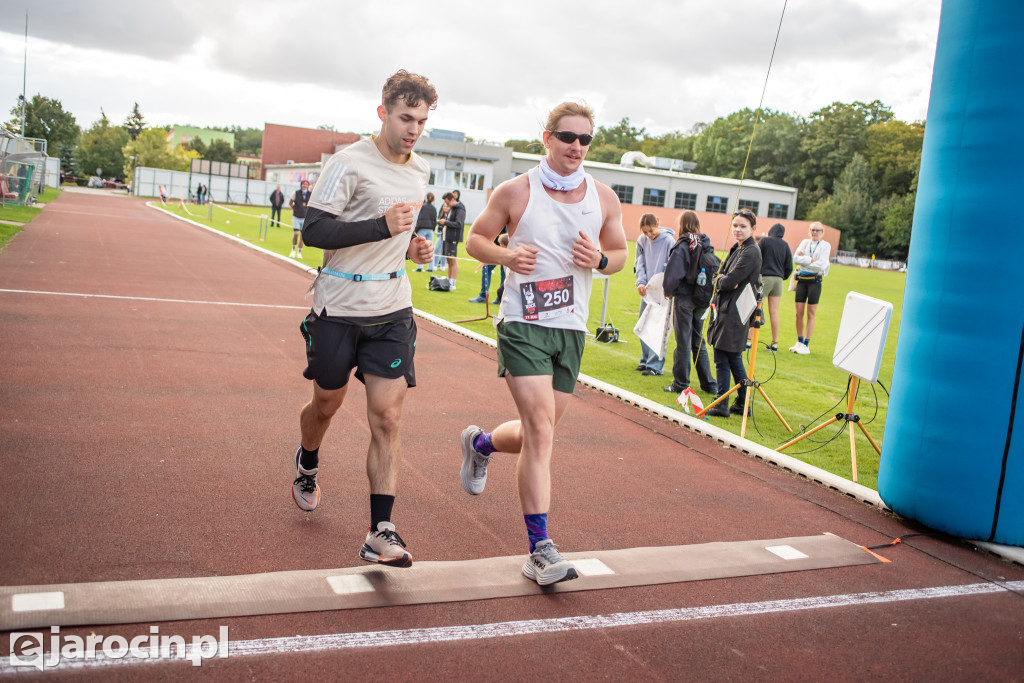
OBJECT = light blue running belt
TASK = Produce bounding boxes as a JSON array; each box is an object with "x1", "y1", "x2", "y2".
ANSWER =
[{"x1": 320, "y1": 266, "x2": 405, "y2": 282}]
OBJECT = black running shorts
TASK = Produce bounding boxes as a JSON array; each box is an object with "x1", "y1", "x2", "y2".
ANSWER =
[
  {"x1": 794, "y1": 279, "x2": 823, "y2": 305},
  {"x1": 300, "y1": 311, "x2": 416, "y2": 390},
  {"x1": 442, "y1": 240, "x2": 459, "y2": 257}
]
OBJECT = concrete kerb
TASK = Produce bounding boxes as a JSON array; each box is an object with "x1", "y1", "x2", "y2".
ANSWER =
[{"x1": 148, "y1": 202, "x2": 1024, "y2": 567}]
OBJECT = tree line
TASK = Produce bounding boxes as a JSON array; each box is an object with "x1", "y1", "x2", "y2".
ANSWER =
[
  {"x1": 8, "y1": 94, "x2": 919, "y2": 259},
  {"x1": 506, "y1": 100, "x2": 922, "y2": 260},
  {"x1": 5, "y1": 95, "x2": 262, "y2": 188}
]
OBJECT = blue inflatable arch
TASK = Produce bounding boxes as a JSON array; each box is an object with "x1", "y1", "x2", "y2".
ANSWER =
[{"x1": 878, "y1": 0, "x2": 1024, "y2": 546}]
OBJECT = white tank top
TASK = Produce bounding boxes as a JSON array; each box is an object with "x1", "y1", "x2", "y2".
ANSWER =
[{"x1": 497, "y1": 166, "x2": 603, "y2": 332}]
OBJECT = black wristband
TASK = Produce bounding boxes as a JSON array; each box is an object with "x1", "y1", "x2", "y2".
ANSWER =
[{"x1": 598, "y1": 252, "x2": 608, "y2": 270}]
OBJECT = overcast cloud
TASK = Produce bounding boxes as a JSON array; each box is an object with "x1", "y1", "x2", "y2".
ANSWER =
[{"x1": 0, "y1": 0, "x2": 940, "y2": 143}]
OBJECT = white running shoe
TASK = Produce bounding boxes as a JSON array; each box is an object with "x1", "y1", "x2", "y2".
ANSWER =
[
  {"x1": 522, "y1": 539, "x2": 579, "y2": 586},
  {"x1": 460, "y1": 425, "x2": 489, "y2": 495},
  {"x1": 789, "y1": 342, "x2": 802, "y2": 352},
  {"x1": 291, "y1": 447, "x2": 320, "y2": 511},
  {"x1": 794, "y1": 343, "x2": 810, "y2": 355},
  {"x1": 359, "y1": 522, "x2": 412, "y2": 567}
]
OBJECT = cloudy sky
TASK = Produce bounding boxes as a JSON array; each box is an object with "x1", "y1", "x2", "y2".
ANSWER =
[{"x1": 0, "y1": 0, "x2": 941, "y2": 144}]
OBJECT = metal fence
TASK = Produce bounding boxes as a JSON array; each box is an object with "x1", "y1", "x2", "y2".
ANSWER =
[
  {"x1": 835, "y1": 249, "x2": 906, "y2": 271},
  {"x1": 131, "y1": 166, "x2": 300, "y2": 206},
  {"x1": 1, "y1": 128, "x2": 49, "y2": 206}
]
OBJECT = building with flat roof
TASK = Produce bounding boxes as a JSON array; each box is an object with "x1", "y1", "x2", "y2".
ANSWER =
[{"x1": 260, "y1": 123, "x2": 360, "y2": 180}]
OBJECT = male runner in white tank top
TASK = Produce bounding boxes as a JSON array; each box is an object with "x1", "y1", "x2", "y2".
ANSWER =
[{"x1": 457, "y1": 101, "x2": 628, "y2": 585}]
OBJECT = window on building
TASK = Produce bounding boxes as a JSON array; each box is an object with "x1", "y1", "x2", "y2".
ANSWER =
[
  {"x1": 767, "y1": 203, "x2": 789, "y2": 219},
  {"x1": 674, "y1": 192, "x2": 697, "y2": 210},
  {"x1": 706, "y1": 195, "x2": 728, "y2": 213},
  {"x1": 612, "y1": 184, "x2": 634, "y2": 204},
  {"x1": 737, "y1": 199, "x2": 759, "y2": 215},
  {"x1": 429, "y1": 168, "x2": 485, "y2": 191},
  {"x1": 642, "y1": 188, "x2": 666, "y2": 207}
]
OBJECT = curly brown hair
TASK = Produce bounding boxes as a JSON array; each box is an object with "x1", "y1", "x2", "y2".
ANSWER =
[{"x1": 382, "y1": 70, "x2": 439, "y2": 111}]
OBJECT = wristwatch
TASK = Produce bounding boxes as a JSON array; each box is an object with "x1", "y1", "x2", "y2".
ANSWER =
[{"x1": 597, "y1": 252, "x2": 608, "y2": 270}]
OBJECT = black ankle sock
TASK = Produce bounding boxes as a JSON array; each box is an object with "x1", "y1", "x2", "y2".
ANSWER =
[
  {"x1": 298, "y1": 446, "x2": 319, "y2": 471},
  {"x1": 370, "y1": 494, "x2": 395, "y2": 531}
]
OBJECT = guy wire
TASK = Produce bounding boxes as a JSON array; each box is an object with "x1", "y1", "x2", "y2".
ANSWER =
[{"x1": 701, "y1": 0, "x2": 789, "y2": 373}]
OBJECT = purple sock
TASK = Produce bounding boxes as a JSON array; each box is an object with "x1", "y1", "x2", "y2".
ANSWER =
[
  {"x1": 473, "y1": 431, "x2": 497, "y2": 456},
  {"x1": 524, "y1": 513, "x2": 548, "y2": 552}
]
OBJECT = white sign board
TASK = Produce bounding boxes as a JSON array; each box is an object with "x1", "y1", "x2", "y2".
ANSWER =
[{"x1": 832, "y1": 292, "x2": 893, "y2": 383}]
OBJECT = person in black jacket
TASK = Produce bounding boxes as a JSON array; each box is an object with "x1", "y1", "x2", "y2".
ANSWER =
[
  {"x1": 269, "y1": 185, "x2": 285, "y2": 226},
  {"x1": 289, "y1": 180, "x2": 311, "y2": 258},
  {"x1": 437, "y1": 191, "x2": 466, "y2": 289},
  {"x1": 662, "y1": 210, "x2": 717, "y2": 395},
  {"x1": 706, "y1": 209, "x2": 762, "y2": 418},
  {"x1": 414, "y1": 192, "x2": 437, "y2": 272},
  {"x1": 756, "y1": 222, "x2": 793, "y2": 352}
]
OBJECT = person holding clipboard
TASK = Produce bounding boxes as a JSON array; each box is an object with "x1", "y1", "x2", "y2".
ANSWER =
[{"x1": 705, "y1": 209, "x2": 762, "y2": 418}]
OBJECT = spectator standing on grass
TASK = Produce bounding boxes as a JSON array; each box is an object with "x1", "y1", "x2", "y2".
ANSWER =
[
  {"x1": 433, "y1": 200, "x2": 449, "y2": 271},
  {"x1": 269, "y1": 185, "x2": 285, "y2": 226},
  {"x1": 437, "y1": 191, "x2": 465, "y2": 289},
  {"x1": 469, "y1": 228, "x2": 507, "y2": 303},
  {"x1": 790, "y1": 221, "x2": 830, "y2": 355},
  {"x1": 633, "y1": 213, "x2": 675, "y2": 376},
  {"x1": 705, "y1": 209, "x2": 762, "y2": 418},
  {"x1": 756, "y1": 222, "x2": 793, "y2": 353},
  {"x1": 290, "y1": 69, "x2": 438, "y2": 568},
  {"x1": 414, "y1": 192, "x2": 437, "y2": 272},
  {"x1": 662, "y1": 210, "x2": 717, "y2": 396},
  {"x1": 457, "y1": 101, "x2": 627, "y2": 586},
  {"x1": 289, "y1": 180, "x2": 311, "y2": 258}
]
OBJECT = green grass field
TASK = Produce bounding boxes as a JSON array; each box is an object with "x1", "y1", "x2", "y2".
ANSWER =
[{"x1": 0, "y1": 187, "x2": 63, "y2": 249}]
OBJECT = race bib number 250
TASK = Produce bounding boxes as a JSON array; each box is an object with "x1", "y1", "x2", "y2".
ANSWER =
[{"x1": 521, "y1": 276, "x2": 574, "y2": 321}]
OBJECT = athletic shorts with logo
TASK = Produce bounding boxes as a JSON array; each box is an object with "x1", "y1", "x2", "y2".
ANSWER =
[
  {"x1": 300, "y1": 309, "x2": 416, "y2": 390},
  {"x1": 495, "y1": 321, "x2": 584, "y2": 394}
]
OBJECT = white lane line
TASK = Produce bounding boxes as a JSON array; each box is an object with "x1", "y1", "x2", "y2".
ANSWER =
[
  {"x1": 0, "y1": 289, "x2": 307, "y2": 310},
  {"x1": 7, "y1": 581, "x2": 1020, "y2": 673}
]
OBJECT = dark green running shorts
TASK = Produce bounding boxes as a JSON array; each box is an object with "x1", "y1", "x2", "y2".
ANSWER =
[{"x1": 496, "y1": 320, "x2": 585, "y2": 394}]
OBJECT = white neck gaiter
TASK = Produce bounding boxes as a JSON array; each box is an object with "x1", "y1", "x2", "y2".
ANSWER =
[{"x1": 538, "y1": 157, "x2": 585, "y2": 191}]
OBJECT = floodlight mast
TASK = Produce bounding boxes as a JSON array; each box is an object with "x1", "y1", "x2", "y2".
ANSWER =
[{"x1": 20, "y1": 13, "x2": 28, "y2": 137}]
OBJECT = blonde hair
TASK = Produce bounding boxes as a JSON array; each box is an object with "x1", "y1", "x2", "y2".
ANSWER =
[{"x1": 544, "y1": 101, "x2": 595, "y2": 133}]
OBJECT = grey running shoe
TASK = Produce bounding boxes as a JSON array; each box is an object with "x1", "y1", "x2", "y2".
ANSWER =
[
  {"x1": 359, "y1": 522, "x2": 412, "y2": 568},
  {"x1": 460, "y1": 425, "x2": 489, "y2": 495},
  {"x1": 292, "y1": 447, "x2": 320, "y2": 511},
  {"x1": 522, "y1": 539, "x2": 579, "y2": 586}
]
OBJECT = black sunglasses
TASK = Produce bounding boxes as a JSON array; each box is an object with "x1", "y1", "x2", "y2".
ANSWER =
[
  {"x1": 733, "y1": 209, "x2": 755, "y2": 219},
  {"x1": 550, "y1": 130, "x2": 594, "y2": 146}
]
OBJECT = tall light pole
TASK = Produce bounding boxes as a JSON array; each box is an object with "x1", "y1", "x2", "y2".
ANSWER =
[{"x1": 20, "y1": 13, "x2": 28, "y2": 137}]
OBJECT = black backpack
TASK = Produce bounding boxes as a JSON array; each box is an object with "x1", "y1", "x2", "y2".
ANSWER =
[
  {"x1": 428, "y1": 276, "x2": 452, "y2": 292},
  {"x1": 685, "y1": 242, "x2": 721, "y2": 309}
]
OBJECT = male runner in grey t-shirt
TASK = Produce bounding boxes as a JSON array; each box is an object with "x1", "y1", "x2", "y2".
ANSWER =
[{"x1": 289, "y1": 70, "x2": 437, "y2": 569}]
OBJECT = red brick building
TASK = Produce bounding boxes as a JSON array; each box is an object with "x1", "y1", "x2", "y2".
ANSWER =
[{"x1": 260, "y1": 123, "x2": 360, "y2": 179}]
